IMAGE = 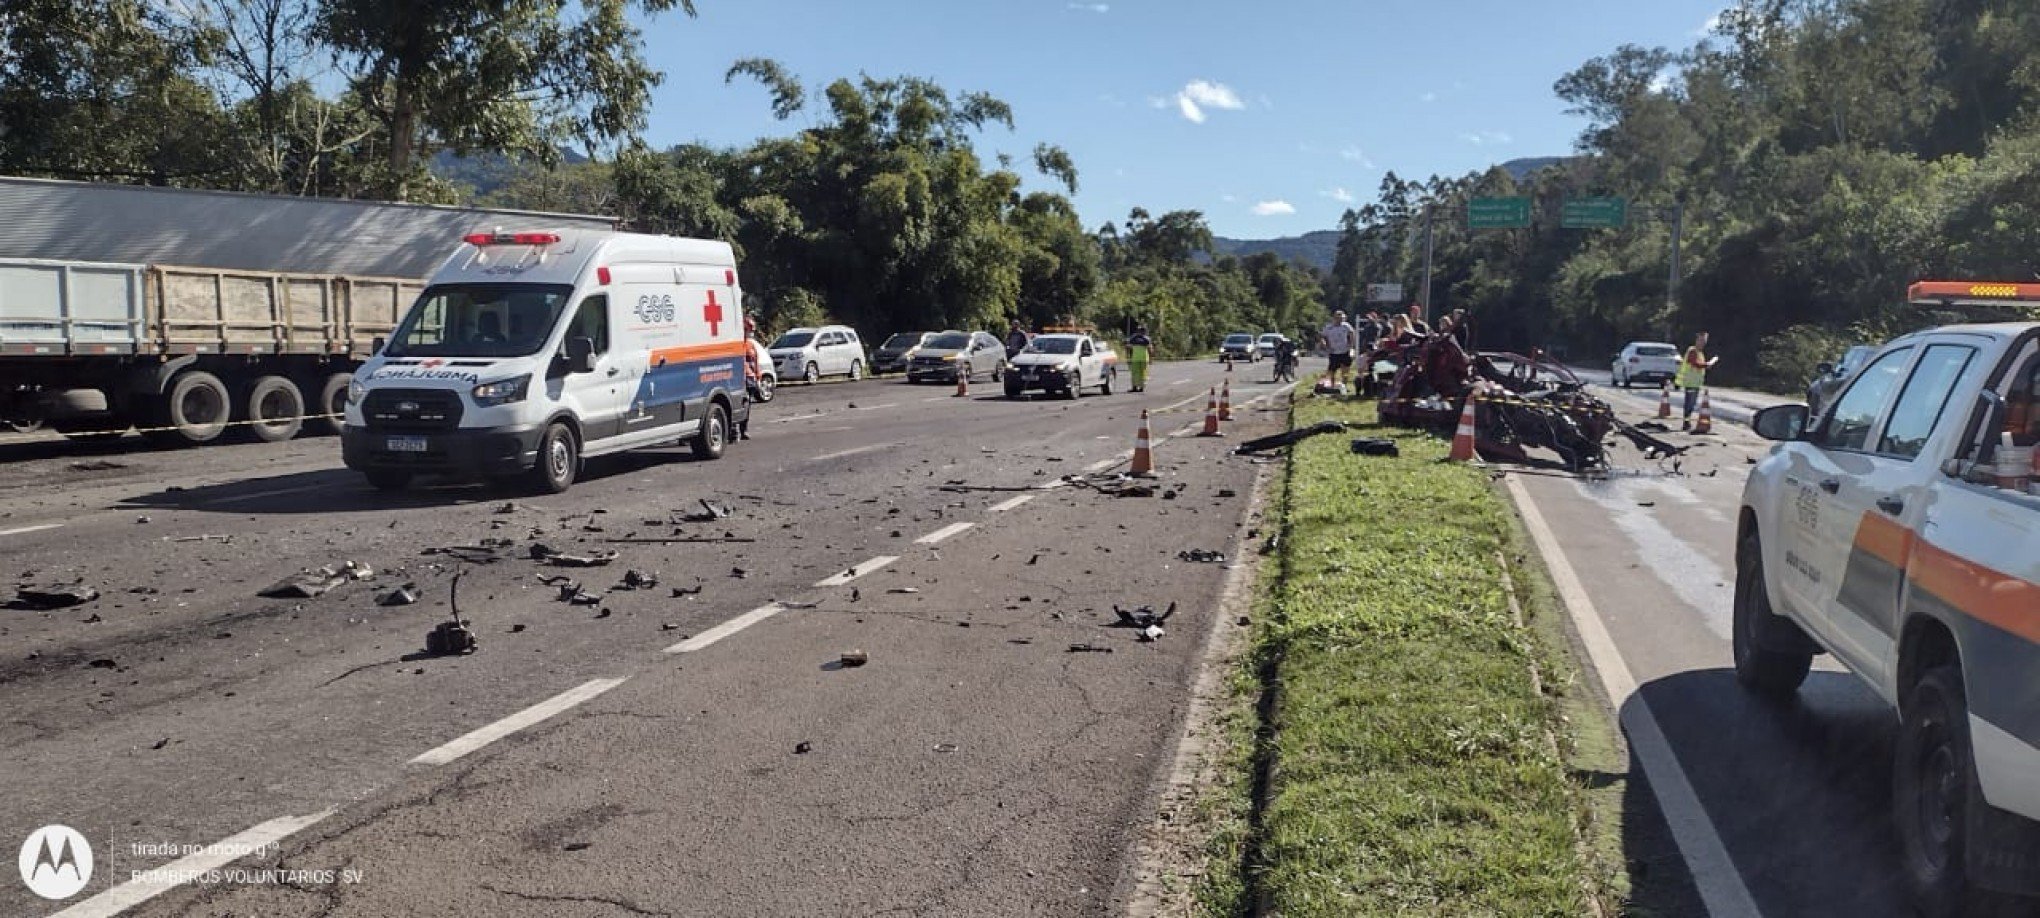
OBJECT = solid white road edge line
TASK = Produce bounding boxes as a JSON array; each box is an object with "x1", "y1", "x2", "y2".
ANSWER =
[
  {"x1": 1504, "y1": 475, "x2": 1761, "y2": 918},
  {"x1": 51, "y1": 809, "x2": 339, "y2": 918},
  {"x1": 409, "y1": 677, "x2": 627, "y2": 766},
  {"x1": 914, "y1": 522, "x2": 975, "y2": 545},
  {"x1": 664, "y1": 604, "x2": 784, "y2": 654},
  {"x1": 0, "y1": 522, "x2": 63, "y2": 537},
  {"x1": 986, "y1": 495, "x2": 1033, "y2": 513},
  {"x1": 815, "y1": 555, "x2": 898, "y2": 587}
]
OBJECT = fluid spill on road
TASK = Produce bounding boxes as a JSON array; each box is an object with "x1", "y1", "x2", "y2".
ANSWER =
[{"x1": 1573, "y1": 475, "x2": 1733, "y2": 640}]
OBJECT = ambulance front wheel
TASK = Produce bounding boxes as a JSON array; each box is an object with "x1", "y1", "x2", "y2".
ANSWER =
[{"x1": 528, "y1": 422, "x2": 578, "y2": 494}]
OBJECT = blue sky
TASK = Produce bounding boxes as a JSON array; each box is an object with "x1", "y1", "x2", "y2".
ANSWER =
[{"x1": 636, "y1": 0, "x2": 1727, "y2": 239}]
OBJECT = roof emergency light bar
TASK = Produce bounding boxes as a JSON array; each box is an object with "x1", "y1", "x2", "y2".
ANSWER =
[
  {"x1": 462, "y1": 230, "x2": 562, "y2": 247},
  {"x1": 1908, "y1": 280, "x2": 2040, "y2": 304}
]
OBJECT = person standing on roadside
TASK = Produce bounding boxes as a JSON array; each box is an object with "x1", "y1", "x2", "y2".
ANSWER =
[
  {"x1": 1126, "y1": 325, "x2": 1153, "y2": 392},
  {"x1": 1321, "y1": 310, "x2": 1358, "y2": 388},
  {"x1": 1005, "y1": 321, "x2": 1030, "y2": 359},
  {"x1": 1675, "y1": 331, "x2": 1720, "y2": 429}
]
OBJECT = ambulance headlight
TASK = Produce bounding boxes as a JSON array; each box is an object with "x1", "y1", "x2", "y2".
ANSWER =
[
  {"x1": 346, "y1": 378, "x2": 366, "y2": 404},
  {"x1": 472, "y1": 375, "x2": 532, "y2": 407}
]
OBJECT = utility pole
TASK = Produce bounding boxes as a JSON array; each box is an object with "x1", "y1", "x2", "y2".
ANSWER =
[
  {"x1": 1420, "y1": 202, "x2": 1435, "y2": 319},
  {"x1": 1665, "y1": 201, "x2": 1685, "y2": 340}
]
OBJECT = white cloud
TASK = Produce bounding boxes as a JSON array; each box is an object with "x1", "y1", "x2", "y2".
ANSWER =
[
  {"x1": 1221, "y1": 193, "x2": 1239, "y2": 203},
  {"x1": 1067, "y1": 2, "x2": 1110, "y2": 11},
  {"x1": 1419, "y1": 92, "x2": 1438, "y2": 103},
  {"x1": 1251, "y1": 200, "x2": 1295, "y2": 216},
  {"x1": 1649, "y1": 68, "x2": 1678, "y2": 94},
  {"x1": 1696, "y1": 11, "x2": 1721, "y2": 36},
  {"x1": 1460, "y1": 130, "x2": 1513, "y2": 146},
  {"x1": 1147, "y1": 96, "x2": 1170, "y2": 110},
  {"x1": 1321, "y1": 187, "x2": 1356, "y2": 204},
  {"x1": 1170, "y1": 79, "x2": 1245, "y2": 123},
  {"x1": 1340, "y1": 146, "x2": 1375, "y2": 167}
]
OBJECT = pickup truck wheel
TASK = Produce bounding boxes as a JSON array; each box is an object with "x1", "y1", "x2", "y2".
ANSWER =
[
  {"x1": 1064, "y1": 373, "x2": 1082, "y2": 399},
  {"x1": 239, "y1": 376, "x2": 304, "y2": 443},
  {"x1": 1732, "y1": 533, "x2": 1812, "y2": 699},
  {"x1": 1099, "y1": 369, "x2": 1114, "y2": 395},
  {"x1": 1896, "y1": 665, "x2": 2004, "y2": 918},
  {"x1": 527, "y1": 422, "x2": 578, "y2": 494},
  {"x1": 692, "y1": 402, "x2": 729, "y2": 461},
  {"x1": 314, "y1": 373, "x2": 352, "y2": 436}
]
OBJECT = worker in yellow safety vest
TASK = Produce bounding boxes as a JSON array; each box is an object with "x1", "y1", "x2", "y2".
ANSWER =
[
  {"x1": 1674, "y1": 331, "x2": 1719, "y2": 430},
  {"x1": 1126, "y1": 325, "x2": 1153, "y2": 392}
]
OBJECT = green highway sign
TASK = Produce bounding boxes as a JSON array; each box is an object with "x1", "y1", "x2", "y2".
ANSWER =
[
  {"x1": 1467, "y1": 197, "x2": 1531, "y2": 229},
  {"x1": 1561, "y1": 196, "x2": 1628, "y2": 229}
]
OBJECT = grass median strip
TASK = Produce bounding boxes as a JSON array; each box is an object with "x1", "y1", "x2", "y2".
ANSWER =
[{"x1": 1196, "y1": 392, "x2": 1607, "y2": 916}]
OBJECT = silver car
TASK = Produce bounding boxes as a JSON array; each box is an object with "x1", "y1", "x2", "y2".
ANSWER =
[
  {"x1": 906, "y1": 331, "x2": 1007, "y2": 383},
  {"x1": 770, "y1": 325, "x2": 867, "y2": 383}
]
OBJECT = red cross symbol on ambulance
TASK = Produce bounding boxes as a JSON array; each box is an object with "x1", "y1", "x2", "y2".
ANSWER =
[{"x1": 702, "y1": 290, "x2": 723, "y2": 336}]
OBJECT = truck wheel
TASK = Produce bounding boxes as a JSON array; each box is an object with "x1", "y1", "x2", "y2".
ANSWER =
[
  {"x1": 527, "y1": 422, "x2": 578, "y2": 494},
  {"x1": 148, "y1": 371, "x2": 232, "y2": 446},
  {"x1": 1733, "y1": 533, "x2": 1812, "y2": 699},
  {"x1": 1896, "y1": 666, "x2": 2003, "y2": 918},
  {"x1": 239, "y1": 376, "x2": 304, "y2": 443},
  {"x1": 364, "y1": 470, "x2": 412, "y2": 492},
  {"x1": 314, "y1": 373, "x2": 352, "y2": 436},
  {"x1": 692, "y1": 402, "x2": 729, "y2": 461}
]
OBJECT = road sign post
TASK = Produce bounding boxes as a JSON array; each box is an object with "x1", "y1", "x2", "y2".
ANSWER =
[
  {"x1": 1365, "y1": 283, "x2": 1403, "y2": 303},
  {"x1": 1561, "y1": 197, "x2": 1628, "y2": 229},
  {"x1": 1467, "y1": 197, "x2": 1531, "y2": 230}
]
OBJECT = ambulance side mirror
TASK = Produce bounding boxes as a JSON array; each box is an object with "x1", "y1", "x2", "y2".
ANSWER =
[
  {"x1": 371, "y1": 336, "x2": 386, "y2": 356},
  {"x1": 564, "y1": 336, "x2": 598, "y2": 374}
]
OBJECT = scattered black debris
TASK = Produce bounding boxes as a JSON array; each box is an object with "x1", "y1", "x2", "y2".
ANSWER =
[
  {"x1": 509, "y1": 623, "x2": 527, "y2": 633},
  {"x1": 537, "y1": 574, "x2": 576, "y2": 586},
  {"x1": 423, "y1": 545, "x2": 508, "y2": 563},
  {"x1": 616, "y1": 570, "x2": 659, "y2": 591},
  {"x1": 1216, "y1": 489, "x2": 1238, "y2": 498},
  {"x1": 558, "y1": 584, "x2": 602, "y2": 606},
  {"x1": 258, "y1": 570, "x2": 345, "y2": 599},
  {"x1": 376, "y1": 583, "x2": 420, "y2": 607},
  {"x1": 1027, "y1": 553, "x2": 1041, "y2": 566},
  {"x1": 1066, "y1": 643, "x2": 1114, "y2": 654},
  {"x1": 671, "y1": 585, "x2": 704, "y2": 598},
  {"x1": 1161, "y1": 489, "x2": 1178, "y2": 501},
  {"x1": 1636, "y1": 501, "x2": 1657, "y2": 508},
  {"x1": 81, "y1": 613, "x2": 103, "y2": 623},
  {"x1": 493, "y1": 502, "x2": 519, "y2": 514},
  {"x1": 1233, "y1": 420, "x2": 1348, "y2": 455},
  {"x1": 562, "y1": 842, "x2": 591, "y2": 852},
  {"x1": 1349, "y1": 437, "x2": 1399, "y2": 456},
  {"x1": 1702, "y1": 469, "x2": 1719, "y2": 478},
  {"x1": 165, "y1": 534, "x2": 232, "y2": 543},
  {"x1": 423, "y1": 571, "x2": 478, "y2": 656},
  {"x1": 150, "y1": 737, "x2": 169, "y2": 750},
  {"x1": 839, "y1": 649, "x2": 868, "y2": 667},
  {"x1": 1746, "y1": 456, "x2": 1758, "y2": 465},
  {"x1": 135, "y1": 515, "x2": 151, "y2": 524},
  {"x1": 343, "y1": 561, "x2": 375, "y2": 580},
  {"x1": 1139, "y1": 624, "x2": 1165, "y2": 642},
  {"x1": 1236, "y1": 615, "x2": 1252, "y2": 626},
  {"x1": 532, "y1": 545, "x2": 617, "y2": 567},
  {"x1": 890, "y1": 530, "x2": 904, "y2": 538},
  {"x1": 682, "y1": 499, "x2": 733, "y2": 523},
  {"x1": 730, "y1": 567, "x2": 749, "y2": 579},
  {"x1": 780, "y1": 600, "x2": 819, "y2": 609},
  {"x1": 70, "y1": 459, "x2": 128, "y2": 471},
  {"x1": 794, "y1": 741, "x2": 812, "y2": 754},
  {"x1": 932, "y1": 743, "x2": 959, "y2": 753},
  {"x1": 850, "y1": 588, "x2": 861, "y2": 602},
  {"x1": 604, "y1": 536, "x2": 755, "y2": 544},
  {"x1": 888, "y1": 587, "x2": 920, "y2": 595},
  {"x1": 1113, "y1": 602, "x2": 1177, "y2": 629},
  {"x1": 14, "y1": 584, "x2": 99, "y2": 609},
  {"x1": 1634, "y1": 420, "x2": 1672, "y2": 432},
  {"x1": 1177, "y1": 550, "x2": 1226, "y2": 563},
  {"x1": 593, "y1": 608, "x2": 611, "y2": 619},
  {"x1": 660, "y1": 622, "x2": 680, "y2": 631},
  {"x1": 88, "y1": 658, "x2": 117, "y2": 669}
]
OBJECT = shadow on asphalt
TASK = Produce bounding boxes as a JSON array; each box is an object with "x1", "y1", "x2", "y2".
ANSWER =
[
  {"x1": 1626, "y1": 668, "x2": 1911, "y2": 918},
  {"x1": 112, "y1": 448, "x2": 711, "y2": 515}
]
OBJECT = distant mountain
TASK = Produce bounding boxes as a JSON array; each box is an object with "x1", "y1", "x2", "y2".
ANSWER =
[
  {"x1": 1498, "y1": 156, "x2": 1570, "y2": 180},
  {"x1": 432, "y1": 149, "x2": 593, "y2": 198},
  {"x1": 1211, "y1": 230, "x2": 1341, "y2": 270}
]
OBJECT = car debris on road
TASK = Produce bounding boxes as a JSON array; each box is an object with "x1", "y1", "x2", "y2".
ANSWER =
[{"x1": 13, "y1": 584, "x2": 99, "y2": 609}]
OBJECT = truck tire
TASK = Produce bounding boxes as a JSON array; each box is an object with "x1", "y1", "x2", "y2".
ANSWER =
[
  {"x1": 364, "y1": 470, "x2": 412, "y2": 491},
  {"x1": 146, "y1": 371, "x2": 232, "y2": 446},
  {"x1": 527, "y1": 422, "x2": 578, "y2": 494},
  {"x1": 314, "y1": 373, "x2": 352, "y2": 436},
  {"x1": 692, "y1": 402, "x2": 729, "y2": 461},
  {"x1": 1732, "y1": 532, "x2": 1812, "y2": 699},
  {"x1": 1896, "y1": 665, "x2": 2010, "y2": 917},
  {"x1": 239, "y1": 376, "x2": 304, "y2": 443}
]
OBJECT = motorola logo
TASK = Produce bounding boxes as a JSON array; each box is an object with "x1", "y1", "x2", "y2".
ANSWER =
[{"x1": 18, "y1": 825, "x2": 92, "y2": 900}]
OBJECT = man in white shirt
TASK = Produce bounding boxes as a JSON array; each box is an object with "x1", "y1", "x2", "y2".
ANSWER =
[{"x1": 1320, "y1": 310, "x2": 1357, "y2": 388}]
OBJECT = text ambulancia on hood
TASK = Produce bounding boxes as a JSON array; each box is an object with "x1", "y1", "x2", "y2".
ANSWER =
[{"x1": 368, "y1": 366, "x2": 483, "y2": 385}]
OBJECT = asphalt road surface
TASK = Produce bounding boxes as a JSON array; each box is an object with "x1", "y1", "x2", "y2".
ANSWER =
[
  {"x1": 1, "y1": 360, "x2": 1291, "y2": 917},
  {"x1": 1508, "y1": 380, "x2": 2029, "y2": 918}
]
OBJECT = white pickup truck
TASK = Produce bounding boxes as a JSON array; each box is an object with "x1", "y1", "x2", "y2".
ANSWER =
[
  {"x1": 1002, "y1": 333, "x2": 1118, "y2": 399},
  {"x1": 1739, "y1": 302, "x2": 2040, "y2": 915}
]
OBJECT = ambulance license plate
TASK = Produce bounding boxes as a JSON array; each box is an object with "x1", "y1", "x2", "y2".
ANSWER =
[{"x1": 386, "y1": 436, "x2": 428, "y2": 453}]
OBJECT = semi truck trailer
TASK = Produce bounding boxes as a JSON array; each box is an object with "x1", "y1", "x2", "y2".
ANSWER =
[{"x1": 0, "y1": 176, "x2": 614, "y2": 445}]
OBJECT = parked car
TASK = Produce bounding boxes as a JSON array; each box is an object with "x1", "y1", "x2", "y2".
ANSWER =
[
  {"x1": 1612, "y1": 341, "x2": 1681, "y2": 388},
  {"x1": 769, "y1": 325, "x2": 867, "y2": 383},
  {"x1": 872, "y1": 331, "x2": 935, "y2": 376},
  {"x1": 1004, "y1": 333, "x2": 1117, "y2": 398},
  {"x1": 747, "y1": 338, "x2": 776, "y2": 403},
  {"x1": 907, "y1": 330, "x2": 1006, "y2": 383},
  {"x1": 1805, "y1": 344, "x2": 1876, "y2": 416},
  {"x1": 1221, "y1": 333, "x2": 1262, "y2": 362},
  {"x1": 1257, "y1": 332, "x2": 1285, "y2": 355}
]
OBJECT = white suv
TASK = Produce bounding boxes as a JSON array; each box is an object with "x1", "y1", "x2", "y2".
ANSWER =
[
  {"x1": 770, "y1": 325, "x2": 867, "y2": 384},
  {"x1": 1613, "y1": 341, "x2": 1681, "y2": 388}
]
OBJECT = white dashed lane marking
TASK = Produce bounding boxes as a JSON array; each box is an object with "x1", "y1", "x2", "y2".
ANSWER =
[
  {"x1": 915, "y1": 522, "x2": 975, "y2": 545},
  {"x1": 0, "y1": 522, "x2": 63, "y2": 537},
  {"x1": 815, "y1": 555, "x2": 899, "y2": 587},
  {"x1": 809, "y1": 444, "x2": 888, "y2": 463},
  {"x1": 986, "y1": 495, "x2": 1033, "y2": 513},
  {"x1": 409, "y1": 677, "x2": 628, "y2": 766},
  {"x1": 665, "y1": 604, "x2": 784, "y2": 654},
  {"x1": 51, "y1": 809, "x2": 340, "y2": 918}
]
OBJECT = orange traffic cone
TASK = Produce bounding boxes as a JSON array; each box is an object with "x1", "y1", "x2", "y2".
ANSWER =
[
  {"x1": 1693, "y1": 389, "x2": 1714, "y2": 435},
  {"x1": 1199, "y1": 388, "x2": 1223, "y2": 437},
  {"x1": 1448, "y1": 396, "x2": 1479, "y2": 462},
  {"x1": 1219, "y1": 379, "x2": 1234, "y2": 421},
  {"x1": 954, "y1": 364, "x2": 969, "y2": 397},
  {"x1": 1129, "y1": 410, "x2": 1156, "y2": 477},
  {"x1": 1657, "y1": 382, "x2": 1672, "y2": 419}
]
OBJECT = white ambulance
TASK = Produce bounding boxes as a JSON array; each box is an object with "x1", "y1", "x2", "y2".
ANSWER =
[{"x1": 342, "y1": 229, "x2": 750, "y2": 493}]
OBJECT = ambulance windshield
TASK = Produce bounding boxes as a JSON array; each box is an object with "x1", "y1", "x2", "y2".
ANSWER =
[{"x1": 388, "y1": 284, "x2": 575, "y2": 359}]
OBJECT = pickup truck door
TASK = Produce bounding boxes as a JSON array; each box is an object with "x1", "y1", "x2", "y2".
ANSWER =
[
  {"x1": 1779, "y1": 344, "x2": 1914, "y2": 675},
  {"x1": 1824, "y1": 341, "x2": 1990, "y2": 686}
]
